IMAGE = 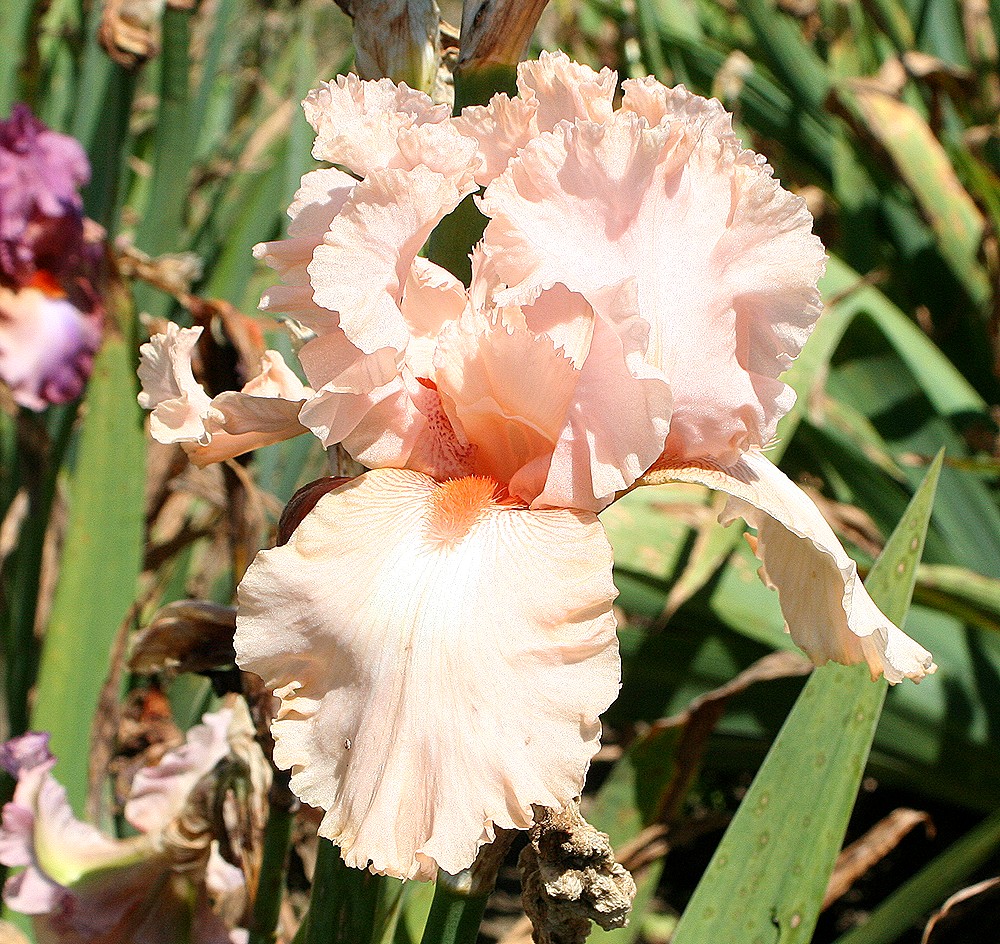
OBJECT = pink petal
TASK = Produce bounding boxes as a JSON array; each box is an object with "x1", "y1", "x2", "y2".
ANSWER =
[
  {"x1": 620, "y1": 78, "x2": 735, "y2": 137},
  {"x1": 309, "y1": 166, "x2": 475, "y2": 355},
  {"x1": 253, "y1": 169, "x2": 357, "y2": 335},
  {"x1": 452, "y1": 94, "x2": 539, "y2": 186},
  {"x1": 481, "y1": 103, "x2": 825, "y2": 466},
  {"x1": 234, "y1": 468, "x2": 620, "y2": 879},
  {"x1": 0, "y1": 286, "x2": 101, "y2": 411},
  {"x1": 435, "y1": 309, "x2": 579, "y2": 495},
  {"x1": 125, "y1": 709, "x2": 233, "y2": 835},
  {"x1": 516, "y1": 51, "x2": 616, "y2": 131},
  {"x1": 137, "y1": 324, "x2": 218, "y2": 444},
  {"x1": 649, "y1": 451, "x2": 936, "y2": 683},
  {"x1": 138, "y1": 327, "x2": 310, "y2": 465},
  {"x1": 333, "y1": 371, "x2": 475, "y2": 480},
  {"x1": 303, "y1": 75, "x2": 450, "y2": 177}
]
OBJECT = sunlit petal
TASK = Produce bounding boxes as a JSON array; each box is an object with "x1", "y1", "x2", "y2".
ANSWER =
[
  {"x1": 235, "y1": 468, "x2": 620, "y2": 879},
  {"x1": 647, "y1": 451, "x2": 936, "y2": 683}
]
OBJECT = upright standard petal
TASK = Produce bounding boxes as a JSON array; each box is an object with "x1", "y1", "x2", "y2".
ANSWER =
[
  {"x1": 644, "y1": 451, "x2": 936, "y2": 683},
  {"x1": 302, "y1": 75, "x2": 450, "y2": 177},
  {"x1": 235, "y1": 468, "x2": 621, "y2": 879},
  {"x1": 516, "y1": 51, "x2": 617, "y2": 130},
  {"x1": 309, "y1": 165, "x2": 475, "y2": 355},
  {"x1": 482, "y1": 104, "x2": 825, "y2": 466}
]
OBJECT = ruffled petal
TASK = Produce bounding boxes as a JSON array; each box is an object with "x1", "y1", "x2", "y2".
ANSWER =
[
  {"x1": 303, "y1": 75, "x2": 450, "y2": 177},
  {"x1": 516, "y1": 51, "x2": 616, "y2": 131},
  {"x1": 234, "y1": 468, "x2": 620, "y2": 879},
  {"x1": 435, "y1": 309, "x2": 579, "y2": 494},
  {"x1": 452, "y1": 94, "x2": 539, "y2": 186},
  {"x1": 0, "y1": 286, "x2": 101, "y2": 411},
  {"x1": 620, "y1": 78, "x2": 736, "y2": 138},
  {"x1": 309, "y1": 166, "x2": 474, "y2": 355},
  {"x1": 645, "y1": 451, "x2": 936, "y2": 683},
  {"x1": 528, "y1": 311, "x2": 671, "y2": 511},
  {"x1": 481, "y1": 104, "x2": 825, "y2": 465},
  {"x1": 137, "y1": 324, "x2": 218, "y2": 444},
  {"x1": 139, "y1": 328, "x2": 310, "y2": 465},
  {"x1": 125, "y1": 709, "x2": 233, "y2": 835}
]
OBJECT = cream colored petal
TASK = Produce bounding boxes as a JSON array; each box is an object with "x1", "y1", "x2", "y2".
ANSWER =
[
  {"x1": 125, "y1": 709, "x2": 233, "y2": 835},
  {"x1": 452, "y1": 94, "x2": 539, "y2": 186},
  {"x1": 481, "y1": 106, "x2": 825, "y2": 465},
  {"x1": 516, "y1": 50, "x2": 616, "y2": 130},
  {"x1": 648, "y1": 451, "x2": 936, "y2": 683},
  {"x1": 137, "y1": 324, "x2": 220, "y2": 446},
  {"x1": 303, "y1": 74, "x2": 450, "y2": 176},
  {"x1": 309, "y1": 167, "x2": 472, "y2": 355},
  {"x1": 234, "y1": 468, "x2": 620, "y2": 879}
]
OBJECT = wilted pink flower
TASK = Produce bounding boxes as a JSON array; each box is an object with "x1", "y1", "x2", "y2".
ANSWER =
[
  {"x1": 137, "y1": 322, "x2": 311, "y2": 465},
  {"x1": 142, "y1": 52, "x2": 935, "y2": 882},
  {"x1": 0, "y1": 105, "x2": 90, "y2": 287},
  {"x1": 0, "y1": 711, "x2": 250, "y2": 944}
]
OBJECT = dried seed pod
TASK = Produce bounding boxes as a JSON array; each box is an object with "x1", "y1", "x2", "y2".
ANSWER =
[{"x1": 519, "y1": 802, "x2": 636, "y2": 944}]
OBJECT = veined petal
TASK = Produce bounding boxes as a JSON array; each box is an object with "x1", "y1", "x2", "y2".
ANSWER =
[
  {"x1": 303, "y1": 75, "x2": 450, "y2": 176},
  {"x1": 125, "y1": 709, "x2": 233, "y2": 835},
  {"x1": 234, "y1": 469, "x2": 620, "y2": 880},
  {"x1": 645, "y1": 451, "x2": 936, "y2": 683}
]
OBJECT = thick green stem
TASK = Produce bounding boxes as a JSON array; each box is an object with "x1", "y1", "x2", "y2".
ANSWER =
[
  {"x1": 246, "y1": 789, "x2": 294, "y2": 944},
  {"x1": 419, "y1": 876, "x2": 490, "y2": 944},
  {"x1": 301, "y1": 839, "x2": 402, "y2": 944}
]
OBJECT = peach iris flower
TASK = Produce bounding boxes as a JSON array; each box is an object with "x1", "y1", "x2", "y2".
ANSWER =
[{"x1": 138, "y1": 52, "x2": 935, "y2": 882}]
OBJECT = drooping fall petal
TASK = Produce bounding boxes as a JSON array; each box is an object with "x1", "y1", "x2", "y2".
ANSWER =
[
  {"x1": 234, "y1": 468, "x2": 620, "y2": 880},
  {"x1": 644, "y1": 451, "x2": 936, "y2": 683}
]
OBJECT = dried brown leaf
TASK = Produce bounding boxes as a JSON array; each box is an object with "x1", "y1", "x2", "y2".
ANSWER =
[{"x1": 824, "y1": 808, "x2": 933, "y2": 908}]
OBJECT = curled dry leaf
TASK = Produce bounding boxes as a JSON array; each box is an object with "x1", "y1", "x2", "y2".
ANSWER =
[
  {"x1": 98, "y1": 0, "x2": 165, "y2": 67},
  {"x1": 519, "y1": 801, "x2": 636, "y2": 944},
  {"x1": 129, "y1": 600, "x2": 238, "y2": 674}
]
